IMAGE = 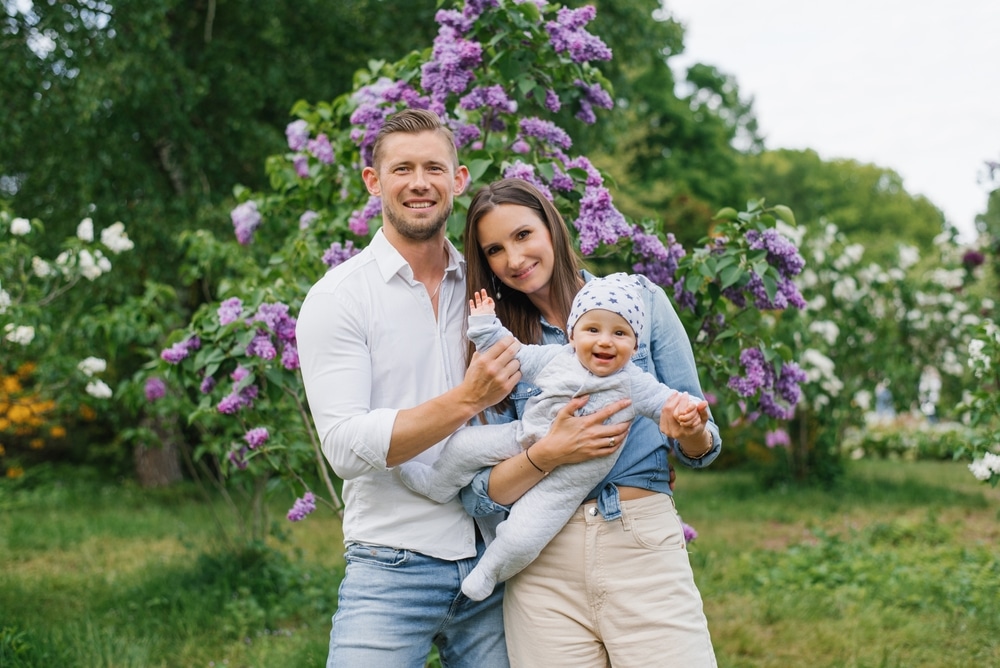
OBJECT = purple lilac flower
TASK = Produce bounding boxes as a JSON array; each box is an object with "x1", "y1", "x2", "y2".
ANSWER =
[
  {"x1": 775, "y1": 361, "x2": 807, "y2": 404},
  {"x1": 765, "y1": 428, "x2": 791, "y2": 448},
  {"x1": 285, "y1": 120, "x2": 310, "y2": 151},
  {"x1": 160, "y1": 336, "x2": 200, "y2": 364},
  {"x1": 293, "y1": 153, "x2": 310, "y2": 179},
  {"x1": 546, "y1": 6, "x2": 612, "y2": 64},
  {"x1": 229, "y1": 446, "x2": 248, "y2": 470},
  {"x1": 519, "y1": 117, "x2": 572, "y2": 151},
  {"x1": 463, "y1": 0, "x2": 498, "y2": 20},
  {"x1": 421, "y1": 26, "x2": 483, "y2": 101},
  {"x1": 299, "y1": 210, "x2": 319, "y2": 229},
  {"x1": 962, "y1": 249, "x2": 985, "y2": 268},
  {"x1": 503, "y1": 162, "x2": 553, "y2": 200},
  {"x1": 550, "y1": 166, "x2": 575, "y2": 192},
  {"x1": 728, "y1": 348, "x2": 773, "y2": 397},
  {"x1": 281, "y1": 342, "x2": 300, "y2": 371},
  {"x1": 745, "y1": 228, "x2": 805, "y2": 279},
  {"x1": 217, "y1": 384, "x2": 258, "y2": 415},
  {"x1": 565, "y1": 155, "x2": 603, "y2": 187},
  {"x1": 574, "y1": 80, "x2": 614, "y2": 124},
  {"x1": 245, "y1": 427, "x2": 269, "y2": 450},
  {"x1": 144, "y1": 377, "x2": 166, "y2": 402},
  {"x1": 544, "y1": 89, "x2": 562, "y2": 113},
  {"x1": 682, "y1": 521, "x2": 698, "y2": 543},
  {"x1": 231, "y1": 365, "x2": 250, "y2": 383},
  {"x1": 200, "y1": 375, "x2": 216, "y2": 394},
  {"x1": 287, "y1": 491, "x2": 317, "y2": 522},
  {"x1": 574, "y1": 186, "x2": 631, "y2": 255},
  {"x1": 459, "y1": 84, "x2": 517, "y2": 114},
  {"x1": 435, "y1": 8, "x2": 473, "y2": 34},
  {"x1": 252, "y1": 303, "x2": 297, "y2": 342},
  {"x1": 231, "y1": 201, "x2": 262, "y2": 245},
  {"x1": 349, "y1": 196, "x2": 381, "y2": 236},
  {"x1": 673, "y1": 284, "x2": 698, "y2": 312},
  {"x1": 307, "y1": 133, "x2": 334, "y2": 165},
  {"x1": 218, "y1": 297, "x2": 243, "y2": 326},
  {"x1": 511, "y1": 138, "x2": 531, "y2": 154},
  {"x1": 632, "y1": 229, "x2": 684, "y2": 288},
  {"x1": 218, "y1": 392, "x2": 243, "y2": 414},
  {"x1": 322, "y1": 240, "x2": 361, "y2": 268},
  {"x1": 454, "y1": 123, "x2": 482, "y2": 148},
  {"x1": 246, "y1": 331, "x2": 277, "y2": 360}
]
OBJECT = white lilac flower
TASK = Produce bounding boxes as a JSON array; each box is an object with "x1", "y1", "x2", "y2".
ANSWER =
[
  {"x1": 77, "y1": 217, "x2": 94, "y2": 242},
  {"x1": 95, "y1": 250, "x2": 111, "y2": 273},
  {"x1": 77, "y1": 357, "x2": 107, "y2": 376},
  {"x1": 32, "y1": 256, "x2": 52, "y2": 277},
  {"x1": 4, "y1": 324, "x2": 35, "y2": 345},
  {"x1": 968, "y1": 452, "x2": 1000, "y2": 481},
  {"x1": 100, "y1": 222, "x2": 134, "y2": 254},
  {"x1": 10, "y1": 217, "x2": 31, "y2": 235},
  {"x1": 833, "y1": 243, "x2": 865, "y2": 270},
  {"x1": 968, "y1": 339, "x2": 991, "y2": 378},
  {"x1": 898, "y1": 244, "x2": 919, "y2": 269},
  {"x1": 854, "y1": 389, "x2": 872, "y2": 411},
  {"x1": 85, "y1": 380, "x2": 113, "y2": 399},
  {"x1": 809, "y1": 320, "x2": 840, "y2": 346},
  {"x1": 78, "y1": 250, "x2": 102, "y2": 280},
  {"x1": 55, "y1": 250, "x2": 71, "y2": 267},
  {"x1": 0, "y1": 286, "x2": 10, "y2": 314}
]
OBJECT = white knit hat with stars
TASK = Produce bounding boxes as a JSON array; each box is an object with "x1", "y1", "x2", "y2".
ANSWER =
[{"x1": 567, "y1": 273, "x2": 646, "y2": 340}]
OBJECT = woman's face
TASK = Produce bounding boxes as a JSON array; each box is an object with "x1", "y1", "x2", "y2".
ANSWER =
[{"x1": 476, "y1": 204, "x2": 556, "y2": 301}]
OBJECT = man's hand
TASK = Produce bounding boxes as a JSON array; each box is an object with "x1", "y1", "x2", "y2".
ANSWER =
[{"x1": 463, "y1": 335, "x2": 521, "y2": 410}]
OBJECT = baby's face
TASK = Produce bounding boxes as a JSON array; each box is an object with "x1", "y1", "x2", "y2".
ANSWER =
[{"x1": 570, "y1": 309, "x2": 637, "y2": 377}]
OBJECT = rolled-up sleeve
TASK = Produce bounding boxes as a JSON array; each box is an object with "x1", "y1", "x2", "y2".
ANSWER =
[{"x1": 297, "y1": 288, "x2": 397, "y2": 480}]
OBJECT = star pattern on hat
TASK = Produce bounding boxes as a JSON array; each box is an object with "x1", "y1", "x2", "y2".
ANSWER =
[{"x1": 567, "y1": 273, "x2": 647, "y2": 340}]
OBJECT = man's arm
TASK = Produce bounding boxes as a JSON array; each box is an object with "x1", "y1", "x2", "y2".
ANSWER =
[{"x1": 386, "y1": 338, "x2": 521, "y2": 467}]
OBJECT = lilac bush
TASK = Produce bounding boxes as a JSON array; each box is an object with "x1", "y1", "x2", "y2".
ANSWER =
[{"x1": 149, "y1": 0, "x2": 811, "y2": 528}]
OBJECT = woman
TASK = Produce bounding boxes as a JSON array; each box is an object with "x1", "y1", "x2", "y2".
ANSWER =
[{"x1": 460, "y1": 178, "x2": 721, "y2": 667}]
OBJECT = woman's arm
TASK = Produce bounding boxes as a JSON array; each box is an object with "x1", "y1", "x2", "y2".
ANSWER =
[{"x1": 485, "y1": 395, "x2": 631, "y2": 505}]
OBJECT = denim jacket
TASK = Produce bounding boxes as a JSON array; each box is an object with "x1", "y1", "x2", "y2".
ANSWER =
[{"x1": 460, "y1": 272, "x2": 721, "y2": 522}]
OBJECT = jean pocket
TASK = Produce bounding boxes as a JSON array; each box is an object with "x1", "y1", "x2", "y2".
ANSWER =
[
  {"x1": 345, "y1": 542, "x2": 410, "y2": 568},
  {"x1": 626, "y1": 508, "x2": 685, "y2": 551}
]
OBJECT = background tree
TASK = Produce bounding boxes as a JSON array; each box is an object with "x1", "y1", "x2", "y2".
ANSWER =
[{"x1": 741, "y1": 149, "x2": 947, "y2": 264}]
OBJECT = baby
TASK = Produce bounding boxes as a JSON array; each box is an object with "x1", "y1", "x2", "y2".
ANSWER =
[{"x1": 399, "y1": 272, "x2": 708, "y2": 601}]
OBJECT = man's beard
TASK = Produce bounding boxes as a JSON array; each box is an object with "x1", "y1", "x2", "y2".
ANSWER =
[{"x1": 384, "y1": 201, "x2": 453, "y2": 242}]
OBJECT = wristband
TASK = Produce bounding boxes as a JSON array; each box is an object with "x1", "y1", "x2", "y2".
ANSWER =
[{"x1": 524, "y1": 447, "x2": 548, "y2": 474}]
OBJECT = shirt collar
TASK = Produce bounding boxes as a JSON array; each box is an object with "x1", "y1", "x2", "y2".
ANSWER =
[{"x1": 369, "y1": 227, "x2": 466, "y2": 285}]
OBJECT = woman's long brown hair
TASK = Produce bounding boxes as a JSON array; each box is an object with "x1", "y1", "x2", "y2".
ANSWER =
[{"x1": 463, "y1": 178, "x2": 587, "y2": 370}]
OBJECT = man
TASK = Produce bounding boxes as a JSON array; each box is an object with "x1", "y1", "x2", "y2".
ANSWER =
[{"x1": 296, "y1": 109, "x2": 522, "y2": 666}]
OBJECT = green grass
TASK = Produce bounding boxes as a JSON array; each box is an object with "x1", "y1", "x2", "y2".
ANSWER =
[{"x1": 1, "y1": 460, "x2": 997, "y2": 667}]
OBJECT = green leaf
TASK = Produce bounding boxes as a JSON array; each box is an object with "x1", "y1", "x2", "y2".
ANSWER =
[
  {"x1": 772, "y1": 204, "x2": 796, "y2": 226},
  {"x1": 714, "y1": 207, "x2": 739, "y2": 221},
  {"x1": 720, "y1": 265, "x2": 743, "y2": 290}
]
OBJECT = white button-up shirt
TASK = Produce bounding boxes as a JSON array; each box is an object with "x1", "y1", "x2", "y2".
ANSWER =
[{"x1": 296, "y1": 228, "x2": 477, "y2": 560}]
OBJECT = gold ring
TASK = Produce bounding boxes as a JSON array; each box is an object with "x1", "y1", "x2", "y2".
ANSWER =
[{"x1": 609, "y1": 437, "x2": 615, "y2": 448}]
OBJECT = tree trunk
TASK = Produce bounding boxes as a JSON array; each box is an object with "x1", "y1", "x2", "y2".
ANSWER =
[{"x1": 133, "y1": 414, "x2": 184, "y2": 488}]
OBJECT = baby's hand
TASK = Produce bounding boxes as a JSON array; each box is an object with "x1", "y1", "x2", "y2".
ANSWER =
[
  {"x1": 666, "y1": 392, "x2": 709, "y2": 437},
  {"x1": 470, "y1": 288, "x2": 497, "y2": 316}
]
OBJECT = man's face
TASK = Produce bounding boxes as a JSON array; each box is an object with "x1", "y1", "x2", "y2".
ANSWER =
[{"x1": 362, "y1": 131, "x2": 468, "y2": 242}]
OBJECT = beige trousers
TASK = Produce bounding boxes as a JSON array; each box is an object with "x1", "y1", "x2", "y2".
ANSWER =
[{"x1": 503, "y1": 493, "x2": 717, "y2": 668}]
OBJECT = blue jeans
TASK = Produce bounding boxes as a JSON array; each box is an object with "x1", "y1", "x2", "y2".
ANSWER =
[{"x1": 328, "y1": 536, "x2": 509, "y2": 668}]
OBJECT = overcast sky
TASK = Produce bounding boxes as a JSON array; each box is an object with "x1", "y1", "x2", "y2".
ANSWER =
[{"x1": 664, "y1": 0, "x2": 1000, "y2": 243}]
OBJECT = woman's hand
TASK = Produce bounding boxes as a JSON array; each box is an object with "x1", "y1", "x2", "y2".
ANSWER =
[{"x1": 526, "y1": 395, "x2": 632, "y2": 471}]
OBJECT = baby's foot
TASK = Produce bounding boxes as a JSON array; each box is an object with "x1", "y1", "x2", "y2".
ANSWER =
[{"x1": 461, "y1": 566, "x2": 497, "y2": 602}]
